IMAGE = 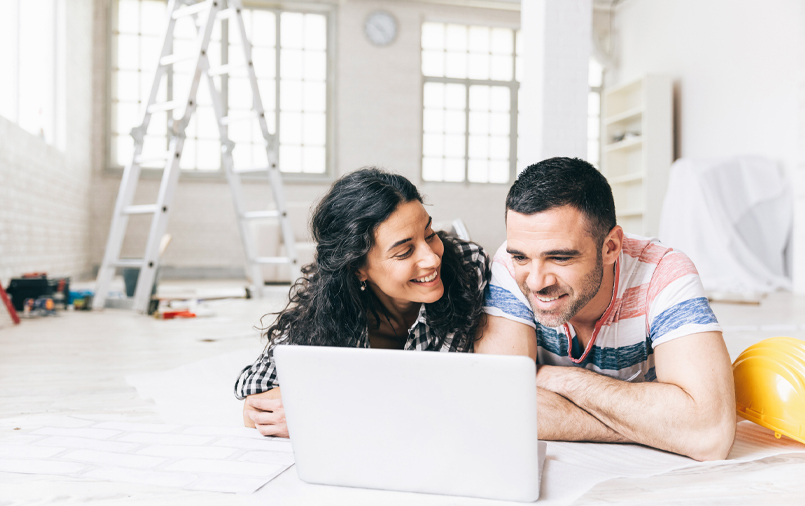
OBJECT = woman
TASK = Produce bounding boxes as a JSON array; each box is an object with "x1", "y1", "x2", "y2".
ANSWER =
[{"x1": 234, "y1": 168, "x2": 489, "y2": 437}]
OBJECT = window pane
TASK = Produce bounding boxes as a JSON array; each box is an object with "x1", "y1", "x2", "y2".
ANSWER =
[
  {"x1": 281, "y1": 13, "x2": 304, "y2": 49},
  {"x1": 422, "y1": 157, "x2": 443, "y2": 182},
  {"x1": 423, "y1": 133, "x2": 444, "y2": 157},
  {"x1": 422, "y1": 51, "x2": 445, "y2": 77},
  {"x1": 490, "y1": 28, "x2": 513, "y2": 54},
  {"x1": 445, "y1": 52, "x2": 467, "y2": 79},
  {"x1": 467, "y1": 159, "x2": 488, "y2": 183},
  {"x1": 279, "y1": 144, "x2": 302, "y2": 172},
  {"x1": 280, "y1": 112, "x2": 302, "y2": 144},
  {"x1": 423, "y1": 109, "x2": 443, "y2": 133},
  {"x1": 252, "y1": 11, "x2": 277, "y2": 47},
  {"x1": 421, "y1": 23, "x2": 444, "y2": 51},
  {"x1": 445, "y1": 25, "x2": 467, "y2": 52},
  {"x1": 117, "y1": 0, "x2": 140, "y2": 33},
  {"x1": 423, "y1": 83, "x2": 444, "y2": 109},
  {"x1": 303, "y1": 145, "x2": 326, "y2": 173},
  {"x1": 468, "y1": 26, "x2": 489, "y2": 53},
  {"x1": 443, "y1": 158, "x2": 465, "y2": 182},
  {"x1": 303, "y1": 112, "x2": 326, "y2": 146},
  {"x1": 304, "y1": 14, "x2": 327, "y2": 50}
]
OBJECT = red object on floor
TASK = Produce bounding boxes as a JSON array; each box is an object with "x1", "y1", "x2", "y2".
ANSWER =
[
  {"x1": 160, "y1": 310, "x2": 196, "y2": 320},
  {"x1": 0, "y1": 285, "x2": 20, "y2": 325}
]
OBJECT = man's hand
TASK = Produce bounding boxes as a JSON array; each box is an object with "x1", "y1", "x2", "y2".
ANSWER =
[{"x1": 243, "y1": 388, "x2": 289, "y2": 438}]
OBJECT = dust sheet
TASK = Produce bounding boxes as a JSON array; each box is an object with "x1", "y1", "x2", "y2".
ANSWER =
[{"x1": 0, "y1": 419, "x2": 294, "y2": 494}]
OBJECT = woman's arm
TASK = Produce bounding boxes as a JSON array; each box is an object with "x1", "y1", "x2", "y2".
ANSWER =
[{"x1": 243, "y1": 387, "x2": 289, "y2": 438}]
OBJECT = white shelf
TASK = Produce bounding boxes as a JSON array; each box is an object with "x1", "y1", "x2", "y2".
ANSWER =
[
  {"x1": 603, "y1": 75, "x2": 673, "y2": 238},
  {"x1": 605, "y1": 137, "x2": 643, "y2": 152},
  {"x1": 609, "y1": 172, "x2": 644, "y2": 185},
  {"x1": 617, "y1": 208, "x2": 644, "y2": 218},
  {"x1": 604, "y1": 106, "x2": 643, "y2": 126}
]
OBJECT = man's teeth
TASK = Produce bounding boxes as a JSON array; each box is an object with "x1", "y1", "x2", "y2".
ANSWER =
[
  {"x1": 415, "y1": 272, "x2": 437, "y2": 283},
  {"x1": 537, "y1": 295, "x2": 561, "y2": 302}
]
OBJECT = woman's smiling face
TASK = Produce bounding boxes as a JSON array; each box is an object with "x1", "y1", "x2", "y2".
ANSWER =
[{"x1": 357, "y1": 200, "x2": 445, "y2": 307}]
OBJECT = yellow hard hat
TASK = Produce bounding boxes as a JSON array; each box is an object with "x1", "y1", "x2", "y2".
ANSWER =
[{"x1": 733, "y1": 336, "x2": 805, "y2": 445}]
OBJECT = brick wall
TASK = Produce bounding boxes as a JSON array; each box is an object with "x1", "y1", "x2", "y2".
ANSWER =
[{"x1": 0, "y1": 0, "x2": 94, "y2": 285}]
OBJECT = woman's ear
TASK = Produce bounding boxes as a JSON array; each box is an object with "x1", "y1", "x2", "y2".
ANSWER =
[{"x1": 355, "y1": 268, "x2": 368, "y2": 283}]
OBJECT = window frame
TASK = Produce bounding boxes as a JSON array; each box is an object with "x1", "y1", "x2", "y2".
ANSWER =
[
  {"x1": 105, "y1": 0, "x2": 336, "y2": 183},
  {"x1": 419, "y1": 22, "x2": 521, "y2": 185}
]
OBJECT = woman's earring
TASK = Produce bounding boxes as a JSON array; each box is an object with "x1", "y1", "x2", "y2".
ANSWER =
[{"x1": 360, "y1": 280, "x2": 366, "y2": 291}]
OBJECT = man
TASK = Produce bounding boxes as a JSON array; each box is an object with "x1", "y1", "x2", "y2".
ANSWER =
[{"x1": 476, "y1": 157, "x2": 736, "y2": 461}]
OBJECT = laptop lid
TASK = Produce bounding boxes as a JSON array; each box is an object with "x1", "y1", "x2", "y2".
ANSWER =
[{"x1": 274, "y1": 346, "x2": 541, "y2": 502}]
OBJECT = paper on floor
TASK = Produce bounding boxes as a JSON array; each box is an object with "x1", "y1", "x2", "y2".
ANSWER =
[
  {"x1": 250, "y1": 421, "x2": 805, "y2": 506},
  {"x1": 0, "y1": 419, "x2": 293, "y2": 494},
  {"x1": 125, "y1": 349, "x2": 257, "y2": 427}
]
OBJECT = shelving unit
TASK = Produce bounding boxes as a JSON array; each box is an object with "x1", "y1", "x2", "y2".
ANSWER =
[{"x1": 602, "y1": 75, "x2": 673, "y2": 237}]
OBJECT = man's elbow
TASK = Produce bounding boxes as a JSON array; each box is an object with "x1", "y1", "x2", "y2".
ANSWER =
[{"x1": 687, "y1": 409, "x2": 736, "y2": 462}]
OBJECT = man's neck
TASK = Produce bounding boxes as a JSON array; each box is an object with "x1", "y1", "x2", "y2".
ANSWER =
[{"x1": 568, "y1": 262, "x2": 617, "y2": 349}]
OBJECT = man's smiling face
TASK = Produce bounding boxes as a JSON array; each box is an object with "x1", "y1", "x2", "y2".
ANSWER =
[{"x1": 506, "y1": 205, "x2": 604, "y2": 328}]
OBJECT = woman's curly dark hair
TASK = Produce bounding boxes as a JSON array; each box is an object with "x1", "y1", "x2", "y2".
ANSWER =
[{"x1": 261, "y1": 167, "x2": 489, "y2": 352}]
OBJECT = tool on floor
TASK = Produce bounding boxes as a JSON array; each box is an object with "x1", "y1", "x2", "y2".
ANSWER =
[
  {"x1": 733, "y1": 336, "x2": 805, "y2": 445},
  {"x1": 94, "y1": 0, "x2": 300, "y2": 313},
  {"x1": 0, "y1": 284, "x2": 20, "y2": 325}
]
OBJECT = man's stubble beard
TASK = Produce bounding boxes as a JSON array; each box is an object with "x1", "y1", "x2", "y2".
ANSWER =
[{"x1": 522, "y1": 249, "x2": 604, "y2": 328}]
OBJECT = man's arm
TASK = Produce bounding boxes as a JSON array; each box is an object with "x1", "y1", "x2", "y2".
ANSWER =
[
  {"x1": 476, "y1": 315, "x2": 631, "y2": 443},
  {"x1": 243, "y1": 387, "x2": 289, "y2": 438},
  {"x1": 539, "y1": 331, "x2": 736, "y2": 461}
]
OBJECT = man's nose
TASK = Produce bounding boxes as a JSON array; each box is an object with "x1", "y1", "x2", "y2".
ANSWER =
[{"x1": 526, "y1": 263, "x2": 557, "y2": 293}]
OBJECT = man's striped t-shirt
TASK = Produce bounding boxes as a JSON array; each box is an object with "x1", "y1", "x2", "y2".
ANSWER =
[{"x1": 483, "y1": 234, "x2": 722, "y2": 382}]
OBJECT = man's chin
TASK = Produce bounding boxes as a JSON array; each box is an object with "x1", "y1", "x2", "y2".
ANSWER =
[{"x1": 533, "y1": 311, "x2": 570, "y2": 328}]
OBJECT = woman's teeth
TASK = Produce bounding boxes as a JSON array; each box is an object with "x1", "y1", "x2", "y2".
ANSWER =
[{"x1": 414, "y1": 272, "x2": 438, "y2": 283}]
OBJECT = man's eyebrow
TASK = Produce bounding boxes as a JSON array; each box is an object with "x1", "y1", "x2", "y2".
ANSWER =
[
  {"x1": 542, "y1": 249, "x2": 581, "y2": 257},
  {"x1": 506, "y1": 248, "x2": 525, "y2": 257},
  {"x1": 387, "y1": 217, "x2": 432, "y2": 252}
]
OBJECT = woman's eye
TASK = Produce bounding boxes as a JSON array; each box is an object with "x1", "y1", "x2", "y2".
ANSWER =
[
  {"x1": 426, "y1": 232, "x2": 437, "y2": 240},
  {"x1": 396, "y1": 248, "x2": 413, "y2": 259}
]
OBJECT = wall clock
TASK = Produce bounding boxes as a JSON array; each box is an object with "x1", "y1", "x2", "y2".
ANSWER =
[{"x1": 364, "y1": 11, "x2": 398, "y2": 47}]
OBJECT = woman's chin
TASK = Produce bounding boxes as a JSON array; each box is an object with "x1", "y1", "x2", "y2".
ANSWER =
[{"x1": 413, "y1": 282, "x2": 444, "y2": 304}]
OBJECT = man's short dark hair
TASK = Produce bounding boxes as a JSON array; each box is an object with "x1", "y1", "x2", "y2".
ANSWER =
[{"x1": 506, "y1": 157, "x2": 617, "y2": 245}]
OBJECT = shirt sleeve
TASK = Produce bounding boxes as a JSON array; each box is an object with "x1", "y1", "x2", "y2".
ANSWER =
[
  {"x1": 233, "y1": 333, "x2": 289, "y2": 399},
  {"x1": 483, "y1": 242, "x2": 536, "y2": 328},
  {"x1": 646, "y1": 250, "x2": 722, "y2": 347}
]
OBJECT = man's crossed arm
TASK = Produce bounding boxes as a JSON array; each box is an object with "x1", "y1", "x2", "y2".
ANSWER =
[{"x1": 475, "y1": 315, "x2": 736, "y2": 461}]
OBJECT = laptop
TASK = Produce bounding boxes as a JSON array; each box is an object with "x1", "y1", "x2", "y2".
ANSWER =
[{"x1": 274, "y1": 346, "x2": 544, "y2": 502}]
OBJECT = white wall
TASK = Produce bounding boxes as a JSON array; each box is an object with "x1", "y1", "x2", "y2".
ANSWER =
[
  {"x1": 90, "y1": 1, "x2": 520, "y2": 279},
  {"x1": 0, "y1": 0, "x2": 94, "y2": 284},
  {"x1": 611, "y1": 0, "x2": 804, "y2": 292}
]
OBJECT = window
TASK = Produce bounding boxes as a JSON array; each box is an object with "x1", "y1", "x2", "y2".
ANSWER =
[
  {"x1": 110, "y1": 0, "x2": 329, "y2": 174},
  {"x1": 0, "y1": 0, "x2": 63, "y2": 146},
  {"x1": 421, "y1": 22, "x2": 519, "y2": 184},
  {"x1": 588, "y1": 58, "x2": 604, "y2": 168}
]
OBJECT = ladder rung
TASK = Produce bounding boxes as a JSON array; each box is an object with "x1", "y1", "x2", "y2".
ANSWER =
[
  {"x1": 172, "y1": 2, "x2": 209, "y2": 19},
  {"x1": 110, "y1": 259, "x2": 144, "y2": 269},
  {"x1": 207, "y1": 63, "x2": 247, "y2": 77},
  {"x1": 123, "y1": 205, "x2": 159, "y2": 215},
  {"x1": 220, "y1": 111, "x2": 260, "y2": 125},
  {"x1": 233, "y1": 166, "x2": 270, "y2": 174},
  {"x1": 135, "y1": 153, "x2": 173, "y2": 165},
  {"x1": 216, "y1": 7, "x2": 237, "y2": 19},
  {"x1": 254, "y1": 256, "x2": 293, "y2": 265},
  {"x1": 159, "y1": 54, "x2": 195, "y2": 66},
  {"x1": 147, "y1": 101, "x2": 180, "y2": 113},
  {"x1": 243, "y1": 210, "x2": 281, "y2": 220}
]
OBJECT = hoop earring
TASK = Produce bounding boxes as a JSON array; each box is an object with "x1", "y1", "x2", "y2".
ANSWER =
[{"x1": 360, "y1": 280, "x2": 367, "y2": 291}]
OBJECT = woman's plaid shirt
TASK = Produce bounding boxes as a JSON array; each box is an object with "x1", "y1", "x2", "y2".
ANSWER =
[{"x1": 234, "y1": 238, "x2": 489, "y2": 399}]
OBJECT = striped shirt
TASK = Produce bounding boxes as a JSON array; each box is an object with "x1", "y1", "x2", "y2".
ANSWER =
[
  {"x1": 234, "y1": 237, "x2": 489, "y2": 399},
  {"x1": 484, "y1": 234, "x2": 722, "y2": 382}
]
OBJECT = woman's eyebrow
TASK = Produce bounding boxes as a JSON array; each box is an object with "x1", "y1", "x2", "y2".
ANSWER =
[{"x1": 387, "y1": 217, "x2": 433, "y2": 252}]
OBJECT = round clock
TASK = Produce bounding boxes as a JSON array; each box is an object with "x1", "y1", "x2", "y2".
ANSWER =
[{"x1": 364, "y1": 11, "x2": 398, "y2": 47}]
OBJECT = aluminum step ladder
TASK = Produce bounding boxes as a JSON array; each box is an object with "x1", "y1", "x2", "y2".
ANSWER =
[{"x1": 93, "y1": 0, "x2": 300, "y2": 313}]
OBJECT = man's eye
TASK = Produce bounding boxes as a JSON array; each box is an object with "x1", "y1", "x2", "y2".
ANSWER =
[
  {"x1": 512, "y1": 255, "x2": 527, "y2": 263},
  {"x1": 552, "y1": 257, "x2": 571, "y2": 262}
]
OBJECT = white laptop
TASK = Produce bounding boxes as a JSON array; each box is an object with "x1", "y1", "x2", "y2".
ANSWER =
[{"x1": 274, "y1": 346, "x2": 544, "y2": 502}]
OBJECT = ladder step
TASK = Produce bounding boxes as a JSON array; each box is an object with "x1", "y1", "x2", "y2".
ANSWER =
[
  {"x1": 172, "y1": 2, "x2": 209, "y2": 19},
  {"x1": 135, "y1": 153, "x2": 173, "y2": 165},
  {"x1": 243, "y1": 210, "x2": 281, "y2": 220},
  {"x1": 233, "y1": 166, "x2": 270, "y2": 174},
  {"x1": 207, "y1": 63, "x2": 247, "y2": 77},
  {"x1": 254, "y1": 256, "x2": 294, "y2": 265},
  {"x1": 123, "y1": 205, "x2": 159, "y2": 215},
  {"x1": 220, "y1": 111, "x2": 260, "y2": 125},
  {"x1": 216, "y1": 7, "x2": 237, "y2": 19},
  {"x1": 110, "y1": 259, "x2": 144, "y2": 269},
  {"x1": 159, "y1": 53, "x2": 195, "y2": 66},
  {"x1": 147, "y1": 101, "x2": 180, "y2": 113}
]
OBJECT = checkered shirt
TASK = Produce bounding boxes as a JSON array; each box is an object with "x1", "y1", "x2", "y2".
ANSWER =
[{"x1": 234, "y1": 238, "x2": 488, "y2": 399}]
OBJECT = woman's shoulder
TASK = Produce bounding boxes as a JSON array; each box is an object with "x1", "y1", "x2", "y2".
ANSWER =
[{"x1": 440, "y1": 234, "x2": 490, "y2": 291}]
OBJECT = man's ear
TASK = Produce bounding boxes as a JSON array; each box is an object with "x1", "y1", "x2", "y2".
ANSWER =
[{"x1": 602, "y1": 226, "x2": 624, "y2": 264}]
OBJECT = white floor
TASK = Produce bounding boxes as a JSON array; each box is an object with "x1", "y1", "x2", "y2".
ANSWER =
[{"x1": 1, "y1": 281, "x2": 804, "y2": 504}]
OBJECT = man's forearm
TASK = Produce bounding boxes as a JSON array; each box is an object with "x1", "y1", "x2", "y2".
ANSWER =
[
  {"x1": 538, "y1": 387, "x2": 631, "y2": 443},
  {"x1": 540, "y1": 367, "x2": 732, "y2": 460}
]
